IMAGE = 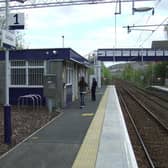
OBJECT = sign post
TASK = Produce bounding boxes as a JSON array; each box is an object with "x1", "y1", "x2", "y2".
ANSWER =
[
  {"x1": 4, "y1": 0, "x2": 12, "y2": 144},
  {"x1": 3, "y1": 0, "x2": 24, "y2": 145}
]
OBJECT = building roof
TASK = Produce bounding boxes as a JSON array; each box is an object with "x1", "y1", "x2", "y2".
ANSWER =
[{"x1": 0, "y1": 48, "x2": 89, "y2": 66}]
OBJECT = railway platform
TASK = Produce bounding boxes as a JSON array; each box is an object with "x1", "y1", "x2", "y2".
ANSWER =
[
  {"x1": 152, "y1": 85, "x2": 168, "y2": 92},
  {"x1": 0, "y1": 86, "x2": 138, "y2": 168}
]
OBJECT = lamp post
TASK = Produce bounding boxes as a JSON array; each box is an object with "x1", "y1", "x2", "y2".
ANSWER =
[
  {"x1": 62, "y1": 35, "x2": 64, "y2": 48},
  {"x1": 151, "y1": 62, "x2": 155, "y2": 85}
]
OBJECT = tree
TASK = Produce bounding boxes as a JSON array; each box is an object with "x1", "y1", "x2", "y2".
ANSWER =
[
  {"x1": 15, "y1": 31, "x2": 25, "y2": 49},
  {"x1": 153, "y1": 62, "x2": 168, "y2": 85},
  {"x1": 101, "y1": 63, "x2": 112, "y2": 85},
  {"x1": 122, "y1": 64, "x2": 134, "y2": 81}
]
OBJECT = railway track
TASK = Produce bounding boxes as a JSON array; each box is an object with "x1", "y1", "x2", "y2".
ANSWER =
[
  {"x1": 116, "y1": 82, "x2": 168, "y2": 168},
  {"x1": 129, "y1": 85, "x2": 168, "y2": 111},
  {"x1": 127, "y1": 87, "x2": 168, "y2": 128},
  {"x1": 132, "y1": 87, "x2": 168, "y2": 110},
  {"x1": 146, "y1": 87, "x2": 168, "y2": 102},
  {"x1": 117, "y1": 88, "x2": 154, "y2": 168}
]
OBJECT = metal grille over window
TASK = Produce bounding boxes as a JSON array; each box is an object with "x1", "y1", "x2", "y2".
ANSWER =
[
  {"x1": 11, "y1": 60, "x2": 26, "y2": 66},
  {"x1": 10, "y1": 60, "x2": 45, "y2": 86},
  {"x1": 28, "y1": 60, "x2": 44, "y2": 66},
  {"x1": 11, "y1": 69, "x2": 26, "y2": 85},
  {"x1": 28, "y1": 68, "x2": 44, "y2": 85}
]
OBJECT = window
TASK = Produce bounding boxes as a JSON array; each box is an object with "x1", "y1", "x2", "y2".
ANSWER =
[
  {"x1": 28, "y1": 60, "x2": 44, "y2": 66},
  {"x1": 11, "y1": 69, "x2": 26, "y2": 85},
  {"x1": 10, "y1": 60, "x2": 45, "y2": 86},
  {"x1": 11, "y1": 60, "x2": 26, "y2": 66},
  {"x1": 28, "y1": 68, "x2": 44, "y2": 85},
  {"x1": 66, "y1": 62, "x2": 73, "y2": 84}
]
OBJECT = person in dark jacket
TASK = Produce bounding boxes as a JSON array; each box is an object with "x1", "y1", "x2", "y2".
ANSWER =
[
  {"x1": 91, "y1": 78, "x2": 97, "y2": 101},
  {"x1": 78, "y1": 76, "x2": 88, "y2": 108}
]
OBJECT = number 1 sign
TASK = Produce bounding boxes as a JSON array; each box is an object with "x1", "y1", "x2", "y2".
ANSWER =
[{"x1": 9, "y1": 13, "x2": 24, "y2": 30}]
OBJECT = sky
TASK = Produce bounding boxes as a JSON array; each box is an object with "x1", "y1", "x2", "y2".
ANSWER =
[{"x1": 20, "y1": 0, "x2": 168, "y2": 66}]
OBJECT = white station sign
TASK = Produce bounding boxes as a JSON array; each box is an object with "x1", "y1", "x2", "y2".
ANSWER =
[
  {"x1": 1, "y1": 30, "x2": 16, "y2": 49},
  {"x1": 9, "y1": 13, "x2": 24, "y2": 30}
]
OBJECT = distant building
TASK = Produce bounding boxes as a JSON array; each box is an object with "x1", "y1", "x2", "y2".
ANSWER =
[
  {"x1": 108, "y1": 62, "x2": 148, "y2": 77},
  {"x1": 152, "y1": 40, "x2": 168, "y2": 49}
]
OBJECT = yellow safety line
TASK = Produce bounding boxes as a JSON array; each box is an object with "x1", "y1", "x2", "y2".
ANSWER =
[
  {"x1": 72, "y1": 88, "x2": 109, "y2": 168},
  {"x1": 81, "y1": 113, "x2": 94, "y2": 117}
]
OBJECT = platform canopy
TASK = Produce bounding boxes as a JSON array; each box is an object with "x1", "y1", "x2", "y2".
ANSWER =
[{"x1": 97, "y1": 48, "x2": 168, "y2": 62}]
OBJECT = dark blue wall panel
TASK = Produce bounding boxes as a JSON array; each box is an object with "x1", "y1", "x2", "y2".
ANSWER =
[{"x1": 9, "y1": 87, "x2": 45, "y2": 105}]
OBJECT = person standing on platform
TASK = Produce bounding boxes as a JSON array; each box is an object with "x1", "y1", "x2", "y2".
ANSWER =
[
  {"x1": 91, "y1": 78, "x2": 97, "y2": 101},
  {"x1": 78, "y1": 76, "x2": 88, "y2": 108}
]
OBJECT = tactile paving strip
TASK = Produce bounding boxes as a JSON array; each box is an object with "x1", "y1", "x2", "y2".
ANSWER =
[{"x1": 72, "y1": 88, "x2": 109, "y2": 168}]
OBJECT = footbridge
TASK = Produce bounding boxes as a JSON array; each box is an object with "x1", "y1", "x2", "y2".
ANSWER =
[{"x1": 97, "y1": 48, "x2": 168, "y2": 62}]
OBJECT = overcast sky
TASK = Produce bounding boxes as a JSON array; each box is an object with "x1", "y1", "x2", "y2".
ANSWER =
[{"x1": 22, "y1": 0, "x2": 168, "y2": 65}]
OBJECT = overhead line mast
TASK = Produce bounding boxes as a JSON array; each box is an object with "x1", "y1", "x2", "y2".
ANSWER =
[{"x1": 0, "y1": 0, "x2": 155, "y2": 11}]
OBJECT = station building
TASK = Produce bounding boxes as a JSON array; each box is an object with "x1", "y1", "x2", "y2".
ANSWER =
[{"x1": 0, "y1": 48, "x2": 89, "y2": 109}]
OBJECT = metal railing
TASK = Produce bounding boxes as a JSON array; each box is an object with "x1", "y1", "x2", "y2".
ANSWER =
[{"x1": 17, "y1": 94, "x2": 42, "y2": 111}]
